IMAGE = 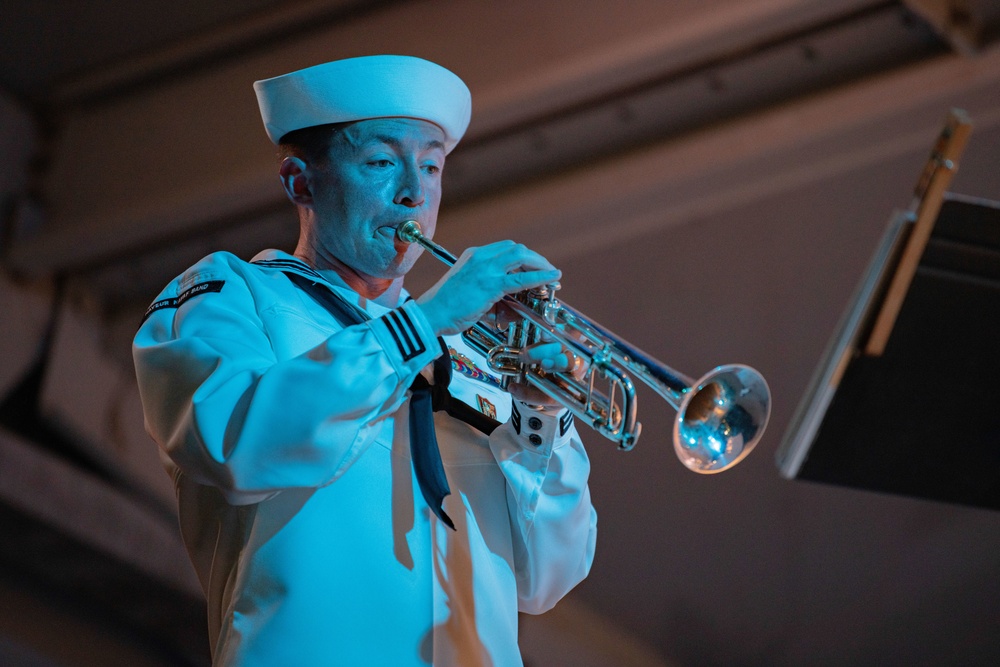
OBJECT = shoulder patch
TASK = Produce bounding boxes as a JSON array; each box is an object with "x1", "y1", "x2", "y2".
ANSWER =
[{"x1": 142, "y1": 279, "x2": 225, "y2": 323}]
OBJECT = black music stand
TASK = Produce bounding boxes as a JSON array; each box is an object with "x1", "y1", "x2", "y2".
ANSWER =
[{"x1": 776, "y1": 110, "x2": 1000, "y2": 510}]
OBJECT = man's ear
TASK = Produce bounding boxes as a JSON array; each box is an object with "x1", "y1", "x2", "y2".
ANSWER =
[{"x1": 279, "y1": 157, "x2": 313, "y2": 205}]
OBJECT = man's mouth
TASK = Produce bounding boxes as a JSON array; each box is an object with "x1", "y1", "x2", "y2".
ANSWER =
[
  {"x1": 376, "y1": 223, "x2": 413, "y2": 254},
  {"x1": 376, "y1": 224, "x2": 399, "y2": 238}
]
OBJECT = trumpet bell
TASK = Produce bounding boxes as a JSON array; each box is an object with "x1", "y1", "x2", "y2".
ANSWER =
[{"x1": 674, "y1": 364, "x2": 771, "y2": 473}]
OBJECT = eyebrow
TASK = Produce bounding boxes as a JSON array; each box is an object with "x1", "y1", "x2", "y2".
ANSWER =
[{"x1": 361, "y1": 134, "x2": 446, "y2": 153}]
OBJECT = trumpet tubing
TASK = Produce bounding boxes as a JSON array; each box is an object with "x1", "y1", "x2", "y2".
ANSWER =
[{"x1": 397, "y1": 220, "x2": 771, "y2": 473}]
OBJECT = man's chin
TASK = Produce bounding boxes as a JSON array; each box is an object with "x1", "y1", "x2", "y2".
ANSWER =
[
  {"x1": 371, "y1": 258, "x2": 414, "y2": 282},
  {"x1": 387, "y1": 260, "x2": 416, "y2": 279},
  {"x1": 392, "y1": 248, "x2": 426, "y2": 276}
]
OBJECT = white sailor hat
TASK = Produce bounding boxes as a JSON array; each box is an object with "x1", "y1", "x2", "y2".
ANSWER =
[{"x1": 253, "y1": 55, "x2": 472, "y2": 154}]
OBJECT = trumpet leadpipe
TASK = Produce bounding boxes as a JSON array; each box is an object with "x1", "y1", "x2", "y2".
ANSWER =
[{"x1": 397, "y1": 220, "x2": 457, "y2": 265}]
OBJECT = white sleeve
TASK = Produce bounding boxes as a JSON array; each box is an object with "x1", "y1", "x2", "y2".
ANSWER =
[
  {"x1": 489, "y1": 402, "x2": 598, "y2": 614},
  {"x1": 132, "y1": 256, "x2": 440, "y2": 504}
]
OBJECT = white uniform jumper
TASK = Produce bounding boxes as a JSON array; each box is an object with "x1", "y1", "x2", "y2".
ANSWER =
[{"x1": 132, "y1": 249, "x2": 597, "y2": 666}]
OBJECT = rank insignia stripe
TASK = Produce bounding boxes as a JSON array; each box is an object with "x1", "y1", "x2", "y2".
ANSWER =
[{"x1": 383, "y1": 308, "x2": 426, "y2": 361}]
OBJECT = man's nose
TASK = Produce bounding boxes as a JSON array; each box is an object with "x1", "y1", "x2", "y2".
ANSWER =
[{"x1": 394, "y1": 163, "x2": 425, "y2": 207}]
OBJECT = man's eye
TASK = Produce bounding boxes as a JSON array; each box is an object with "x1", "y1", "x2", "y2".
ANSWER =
[
  {"x1": 369, "y1": 159, "x2": 393, "y2": 168},
  {"x1": 423, "y1": 164, "x2": 441, "y2": 175}
]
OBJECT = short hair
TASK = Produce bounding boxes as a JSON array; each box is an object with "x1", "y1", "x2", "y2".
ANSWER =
[{"x1": 276, "y1": 123, "x2": 344, "y2": 166}]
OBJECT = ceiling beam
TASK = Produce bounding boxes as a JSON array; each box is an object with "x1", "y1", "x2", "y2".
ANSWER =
[
  {"x1": 49, "y1": 0, "x2": 395, "y2": 108},
  {"x1": 903, "y1": 0, "x2": 983, "y2": 53},
  {"x1": 8, "y1": 1, "x2": 877, "y2": 267}
]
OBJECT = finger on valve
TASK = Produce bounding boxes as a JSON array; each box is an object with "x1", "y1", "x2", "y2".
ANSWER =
[{"x1": 521, "y1": 341, "x2": 582, "y2": 374}]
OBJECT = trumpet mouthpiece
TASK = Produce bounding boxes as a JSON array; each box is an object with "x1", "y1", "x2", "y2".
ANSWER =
[{"x1": 397, "y1": 220, "x2": 423, "y2": 244}]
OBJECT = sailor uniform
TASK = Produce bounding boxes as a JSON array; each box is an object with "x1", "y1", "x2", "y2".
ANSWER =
[{"x1": 133, "y1": 249, "x2": 597, "y2": 666}]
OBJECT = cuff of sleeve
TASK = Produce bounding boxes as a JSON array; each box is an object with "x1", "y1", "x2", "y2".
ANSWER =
[
  {"x1": 369, "y1": 300, "x2": 441, "y2": 377},
  {"x1": 510, "y1": 401, "x2": 576, "y2": 452}
]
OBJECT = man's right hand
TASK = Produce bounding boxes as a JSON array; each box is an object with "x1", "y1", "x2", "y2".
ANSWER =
[{"x1": 416, "y1": 241, "x2": 561, "y2": 337}]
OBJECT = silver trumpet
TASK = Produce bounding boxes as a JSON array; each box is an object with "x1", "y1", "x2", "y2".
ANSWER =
[{"x1": 398, "y1": 221, "x2": 771, "y2": 473}]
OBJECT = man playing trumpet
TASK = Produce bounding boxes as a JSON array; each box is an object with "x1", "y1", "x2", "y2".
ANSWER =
[{"x1": 133, "y1": 55, "x2": 597, "y2": 666}]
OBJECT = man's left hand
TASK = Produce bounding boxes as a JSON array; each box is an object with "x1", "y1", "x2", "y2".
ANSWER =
[{"x1": 507, "y1": 341, "x2": 584, "y2": 407}]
